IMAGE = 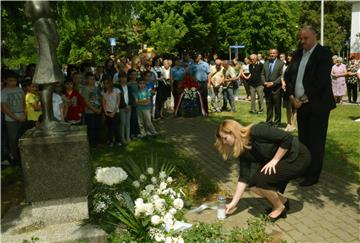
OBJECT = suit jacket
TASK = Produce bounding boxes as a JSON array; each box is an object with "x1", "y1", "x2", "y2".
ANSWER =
[
  {"x1": 249, "y1": 62, "x2": 264, "y2": 87},
  {"x1": 284, "y1": 44, "x2": 336, "y2": 112},
  {"x1": 261, "y1": 59, "x2": 284, "y2": 93},
  {"x1": 119, "y1": 85, "x2": 134, "y2": 109}
]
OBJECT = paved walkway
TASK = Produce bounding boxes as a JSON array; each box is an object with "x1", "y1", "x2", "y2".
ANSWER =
[{"x1": 156, "y1": 116, "x2": 359, "y2": 243}]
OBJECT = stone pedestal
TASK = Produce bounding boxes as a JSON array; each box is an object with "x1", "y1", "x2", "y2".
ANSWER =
[
  {"x1": 0, "y1": 127, "x2": 107, "y2": 242},
  {"x1": 19, "y1": 127, "x2": 91, "y2": 203}
]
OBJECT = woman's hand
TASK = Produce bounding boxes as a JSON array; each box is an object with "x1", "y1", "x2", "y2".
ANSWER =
[
  {"x1": 225, "y1": 202, "x2": 237, "y2": 214},
  {"x1": 261, "y1": 159, "x2": 279, "y2": 175}
]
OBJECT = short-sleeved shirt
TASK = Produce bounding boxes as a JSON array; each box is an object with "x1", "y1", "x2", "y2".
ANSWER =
[
  {"x1": 209, "y1": 66, "x2": 224, "y2": 87},
  {"x1": 1, "y1": 87, "x2": 25, "y2": 122},
  {"x1": 136, "y1": 89, "x2": 151, "y2": 110},
  {"x1": 191, "y1": 60, "x2": 210, "y2": 82},
  {"x1": 102, "y1": 88, "x2": 120, "y2": 113},
  {"x1": 53, "y1": 93, "x2": 63, "y2": 121},
  {"x1": 171, "y1": 66, "x2": 186, "y2": 81},
  {"x1": 223, "y1": 66, "x2": 237, "y2": 87},
  {"x1": 81, "y1": 85, "x2": 102, "y2": 114},
  {"x1": 25, "y1": 92, "x2": 42, "y2": 121}
]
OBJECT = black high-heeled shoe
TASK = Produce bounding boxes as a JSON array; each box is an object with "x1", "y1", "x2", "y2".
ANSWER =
[
  {"x1": 264, "y1": 199, "x2": 290, "y2": 214},
  {"x1": 269, "y1": 208, "x2": 287, "y2": 222}
]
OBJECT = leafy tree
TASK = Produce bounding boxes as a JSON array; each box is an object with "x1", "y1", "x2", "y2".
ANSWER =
[
  {"x1": 145, "y1": 10, "x2": 188, "y2": 55},
  {"x1": 299, "y1": 1, "x2": 352, "y2": 54},
  {"x1": 1, "y1": 1, "x2": 37, "y2": 69},
  {"x1": 216, "y1": 1, "x2": 301, "y2": 56}
]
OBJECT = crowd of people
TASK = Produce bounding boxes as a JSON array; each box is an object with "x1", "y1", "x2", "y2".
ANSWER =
[{"x1": 2, "y1": 36, "x2": 360, "y2": 167}]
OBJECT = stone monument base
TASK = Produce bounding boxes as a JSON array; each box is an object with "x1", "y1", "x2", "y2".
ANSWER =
[
  {"x1": 1, "y1": 204, "x2": 107, "y2": 243},
  {"x1": 31, "y1": 197, "x2": 88, "y2": 225}
]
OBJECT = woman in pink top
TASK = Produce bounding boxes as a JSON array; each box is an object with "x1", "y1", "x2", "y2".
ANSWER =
[{"x1": 331, "y1": 57, "x2": 347, "y2": 104}]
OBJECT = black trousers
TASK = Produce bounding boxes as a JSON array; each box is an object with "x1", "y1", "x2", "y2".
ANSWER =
[
  {"x1": 197, "y1": 82, "x2": 208, "y2": 114},
  {"x1": 297, "y1": 103, "x2": 330, "y2": 182},
  {"x1": 346, "y1": 83, "x2": 358, "y2": 103},
  {"x1": 105, "y1": 113, "x2": 120, "y2": 143},
  {"x1": 265, "y1": 89, "x2": 282, "y2": 127},
  {"x1": 84, "y1": 113, "x2": 102, "y2": 147}
]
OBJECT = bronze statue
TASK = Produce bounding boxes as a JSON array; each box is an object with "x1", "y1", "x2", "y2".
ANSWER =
[{"x1": 25, "y1": 1, "x2": 73, "y2": 134}]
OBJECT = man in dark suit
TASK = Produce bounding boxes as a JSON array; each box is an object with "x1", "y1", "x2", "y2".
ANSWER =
[
  {"x1": 261, "y1": 49, "x2": 284, "y2": 127},
  {"x1": 284, "y1": 26, "x2": 336, "y2": 187}
]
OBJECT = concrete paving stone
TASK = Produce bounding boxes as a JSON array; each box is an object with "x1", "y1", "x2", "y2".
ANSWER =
[
  {"x1": 276, "y1": 221, "x2": 296, "y2": 232},
  {"x1": 327, "y1": 236, "x2": 345, "y2": 243},
  {"x1": 337, "y1": 222, "x2": 359, "y2": 235},
  {"x1": 306, "y1": 233, "x2": 329, "y2": 242},
  {"x1": 296, "y1": 217, "x2": 319, "y2": 228},
  {"x1": 316, "y1": 229, "x2": 337, "y2": 240},
  {"x1": 331, "y1": 229, "x2": 357, "y2": 242},
  {"x1": 286, "y1": 229, "x2": 304, "y2": 240},
  {"x1": 319, "y1": 220, "x2": 341, "y2": 231},
  {"x1": 291, "y1": 223, "x2": 313, "y2": 234},
  {"x1": 285, "y1": 215, "x2": 301, "y2": 225}
]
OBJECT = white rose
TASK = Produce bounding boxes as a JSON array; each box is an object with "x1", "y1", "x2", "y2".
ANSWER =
[
  {"x1": 151, "y1": 194, "x2": 160, "y2": 201},
  {"x1": 166, "y1": 177, "x2": 173, "y2": 183},
  {"x1": 145, "y1": 203, "x2": 154, "y2": 216},
  {"x1": 151, "y1": 176, "x2": 157, "y2": 184},
  {"x1": 134, "y1": 198, "x2": 146, "y2": 216},
  {"x1": 162, "y1": 189, "x2": 169, "y2": 195},
  {"x1": 155, "y1": 234, "x2": 165, "y2": 242},
  {"x1": 163, "y1": 213, "x2": 174, "y2": 226},
  {"x1": 132, "y1": 180, "x2": 140, "y2": 188},
  {"x1": 135, "y1": 198, "x2": 143, "y2": 205},
  {"x1": 140, "y1": 174, "x2": 147, "y2": 182},
  {"x1": 95, "y1": 167, "x2": 128, "y2": 186},
  {"x1": 159, "y1": 182, "x2": 167, "y2": 191},
  {"x1": 151, "y1": 215, "x2": 161, "y2": 225},
  {"x1": 154, "y1": 198, "x2": 166, "y2": 211},
  {"x1": 173, "y1": 198, "x2": 184, "y2": 210},
  {"x1": 177, "y1": 237, "x2": 184, "y2": 243},
  {"x1": 159, "y1": 171, "x2": 167, "y2": 179},
  {"x1": 169, "y1": 207, "x2": 177, "y2": 215},
  {"x1": 147, "y1": 167, "x2": 154, "y2": 175},
  {"x1": 145, "y1": 184, "x2": 155, "y2": 192}
]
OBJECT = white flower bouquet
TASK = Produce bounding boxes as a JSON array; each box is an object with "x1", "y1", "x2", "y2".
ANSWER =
[
  {"x1": 183, "y1": 87, "x2": 198, "y2": 100},
  {"x1": 89, "y1": 159, "x2": 191, "y2": 242}
]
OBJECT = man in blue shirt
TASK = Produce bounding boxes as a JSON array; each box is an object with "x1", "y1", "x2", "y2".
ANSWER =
[
  {"x1": 171, "y1": 57, "x2": 186, "y2": 107},
  {"x1": 191, "y1": 53, "x2": 210, "y2": 115}
]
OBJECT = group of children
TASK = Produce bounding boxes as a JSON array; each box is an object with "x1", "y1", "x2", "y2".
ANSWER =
[
  {"x1": 62, "y1": 70, "x2": 158, "y2": 147},
  {"x1": 1, "y1": 68, "x2": 158, "y2": 165}
]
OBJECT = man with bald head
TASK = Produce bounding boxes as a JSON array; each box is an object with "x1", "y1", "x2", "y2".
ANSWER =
[
  {"x1": 284, "y1": 26, "x2": 336, "y2": 187},
  {"x1": 209, "y1": 59, "x2": 224, "y2": 112}
]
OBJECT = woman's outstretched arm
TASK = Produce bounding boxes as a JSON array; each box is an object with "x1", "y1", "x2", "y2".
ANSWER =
[{"x1": 226, "y1": 181, "x2": 247, "y2": 214}]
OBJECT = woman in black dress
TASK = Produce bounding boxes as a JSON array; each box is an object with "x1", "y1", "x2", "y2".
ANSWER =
[{"x1": 215, "y1": 119, "x2": 310, "y2": 221}]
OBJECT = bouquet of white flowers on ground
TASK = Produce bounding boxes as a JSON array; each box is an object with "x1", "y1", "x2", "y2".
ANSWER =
[
  {"x1": 111, "y1": 166, "x2": 190, "y2": 242},
  {"x1": 88, "y1": 166, "x2": 134, "y2": 232}
]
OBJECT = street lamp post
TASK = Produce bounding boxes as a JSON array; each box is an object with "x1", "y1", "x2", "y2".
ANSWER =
[{"x1": 321, "y1": 0, "x2": 324, "y2": 46}]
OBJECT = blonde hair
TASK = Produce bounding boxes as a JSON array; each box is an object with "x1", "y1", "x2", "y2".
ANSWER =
[{"x1": 214, "y1": 120, "x2": 252, "y2": 160}]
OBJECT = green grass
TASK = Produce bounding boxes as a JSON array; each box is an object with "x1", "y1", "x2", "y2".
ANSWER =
[
  {"x1": 90, "y1": 136, "x2": 217, "y2": 201},
  {"x1": 207, "y1": 99, "x2": 360, "y2": 183}
]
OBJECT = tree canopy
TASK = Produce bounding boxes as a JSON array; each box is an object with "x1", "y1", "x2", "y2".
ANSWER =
[{"x1": 1, "y1": 1, "x2": 352, "y2": 69}]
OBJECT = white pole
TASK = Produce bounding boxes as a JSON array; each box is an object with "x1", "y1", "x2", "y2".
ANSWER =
[{"x1": 321, "y1": 0, "x2": 324, "y2": 46}]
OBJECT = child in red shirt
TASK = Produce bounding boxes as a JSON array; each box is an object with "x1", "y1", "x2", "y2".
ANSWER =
[{"x1": 64, "y1": 80, "x2": 85, "y2": 124}]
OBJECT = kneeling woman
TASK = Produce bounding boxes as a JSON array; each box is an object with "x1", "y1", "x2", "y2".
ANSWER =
[{"x1": 215, "y1": 120, "x2": 310, "y2": 221}]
